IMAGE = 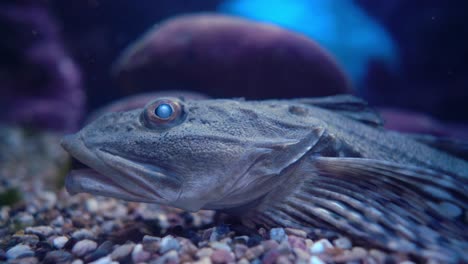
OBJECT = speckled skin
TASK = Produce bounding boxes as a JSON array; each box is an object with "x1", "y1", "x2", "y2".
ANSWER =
[{"x1": 62, "y1": 95, "x2": 468, "y2": 262}]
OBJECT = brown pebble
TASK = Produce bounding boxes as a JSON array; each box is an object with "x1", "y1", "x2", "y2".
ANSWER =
[
  {"x1": 333, "y1": 246, "x2": 368, "y2": 262},
  {"x1": 293, "y1": 248, "x2": 310, "y2": 262},
  {"x1": 196, "y1": 247, "x2": 214, "y2": 258},
  {"x1": 284, "y1": 228, "x2": 307, "y2": 238},
  {"x1": 234, "y1": 244, "x2": 248, "y2": 259},
  {"x1": 276, "y1": 255, "x2": 292, "y2": 264},
  {"x1": 211, "y1": 249, "x2": 234, "y2": 264},
  {"x1": 244, "y1": 245, "x2": 264, "y2": 260},
  {"x1": 262, "y1": 249, "x2": 280, "y2": 264},
  {"x1": 261, "y1": 240, "x2": 279, "y2": 251}
]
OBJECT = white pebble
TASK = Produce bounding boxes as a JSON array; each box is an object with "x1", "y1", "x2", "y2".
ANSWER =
[
  {"x1": 89, "y1": 256, "x2": 119, "y2": 264},
  {"x1": 270, "y1": 228, "x2": 287, "y2": 242},
  {"x1": 309, "y1": 239, "x2": 333, "y2": 254},
  {"x1": 53, "y1": 236, "x2": 69, "y2": 249},
  {"x1": 333, "y1": 237, "x2": 352, "y2": 249},
  {"x1": 309, "y1": 256, "x2": 326, "y2": 264},
  {"x1": 160, "y1": 235, "x2": 180, "y2": 254},
  {"x1": 131, "y1": 244, "x2": 150, "y2": 263},
  {"x1": 85, "y1": 198, "x2": 99, "y2": 213},
  {"x1": 25, "y1": 225, "x2": 54, "y2": 237}
]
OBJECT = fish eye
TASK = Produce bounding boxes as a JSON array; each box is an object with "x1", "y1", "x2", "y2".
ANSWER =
[
  {"x1": 155, "y1": 103, "x2": 173, "y2": 119},
  {"x1": 142, "y1": 98, "x2": 185, "y2": 128}
]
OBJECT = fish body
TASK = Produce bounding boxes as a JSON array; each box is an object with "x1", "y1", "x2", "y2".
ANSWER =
[{"x1": 62, "y1": 95, "x2": 468, "y2": 262}]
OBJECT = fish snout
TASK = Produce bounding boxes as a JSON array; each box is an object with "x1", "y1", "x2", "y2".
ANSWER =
[
  {"x1": 61, "y1": 134, "x2": 75, "y2": 152},
  {"x1": 60, "y1": 133, "x2": 84, "y2": 154}
]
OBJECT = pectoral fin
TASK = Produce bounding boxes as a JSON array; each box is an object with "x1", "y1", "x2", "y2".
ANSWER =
[{"x1": 253, "y1": 157, "x2": 468, "y2": 261}]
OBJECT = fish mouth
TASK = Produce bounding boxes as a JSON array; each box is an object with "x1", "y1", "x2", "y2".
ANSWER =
[{"x1": 61, "y1": 134, "x2": 164, "y2": 203}]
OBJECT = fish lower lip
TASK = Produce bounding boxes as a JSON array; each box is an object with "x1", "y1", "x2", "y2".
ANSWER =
[{"x1": 65, "y1": 168, "x2": 157, "y2": 202}]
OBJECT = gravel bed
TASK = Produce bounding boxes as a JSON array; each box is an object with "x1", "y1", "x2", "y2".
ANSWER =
[{"x1": 0, "y1": 190, "x2": 418, "y2": 264}]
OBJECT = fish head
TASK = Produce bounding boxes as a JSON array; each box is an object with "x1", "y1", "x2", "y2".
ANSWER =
[{"x1": 62, "y1": 97, "x2": 323, "y2": 211}]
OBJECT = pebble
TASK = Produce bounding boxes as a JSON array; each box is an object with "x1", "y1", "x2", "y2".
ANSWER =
[
  {"x1": 51, "y1": 215, "x2": 64, "y2": 227},
  {"x1": 131, "y1": 244, "x2": 150, "y2": 263},
  {"x1": 277, "y1": 240, "x2": 291, "y2": 255},
  {"x1": 196, "y1": 247, "x2": 214, "y2": 258},
  {"x1": 53, "y1": 236, "x2": 69, "y2": 249},
  {"x1": 72, "y1": 229, "x2": 95, "y2": 240},
  {"x1": 274, "y1": 256, "x2": 290, "y2": 264},
  {"x1": 159, "y1": 235, "x2": 180, "y2": 254},
  {"x1": 85, "y1": 241, "x2": 114, "y2": 262},
  {"x1": 234, "y1": 244, "x2": 248, "y2": 259},
  {"x1": 262, "y1": 240, "x2": 279, "y2": 251},
  {"x1": 111, "y1": 243, "x2": 134, "y2": 261},
  {"x1": 333, "y1": 237, "x2": 352, "y2": 250},
  {"x1": 237, "y1": 258, "x2": 249, "y2": 264},
  {"x1": 309, "y1": 256, "x2": 326, "y2": 264},
  {"x1": 15, "y1": 213, "x2": 34, "y2": 226},
  {"x1": 309, "y1": 239, "x2": 333, "y2": 254},
  {"x1": 269, "y1": 228, "x2": 287, "y2": 242},
  {"x1": 11, "y1": 234, "x2": 39, "y2": 247},
  {"x1": 72, "y1": 239, "x2": 97, "y2": 257},
  {"x1": 71, "y1": 259, "x2": 84, "y2": 264},
  {"x1": 43, "y1": 250, "x2": 73, "y2": 264},
  {"x1": 193, "y1": 256, "x2": 212, "y2": 264},
  {"x1": 25, "y1": 226, "x2": 54, "y2": 238},
  {"x1": 211, "y1": 249, "x2": 234, "y2": 264},
  {"x1": 285, "y1": 228, "x2": 308, "y2": 238},
  {"x1": 333, "y1": 247, "x2": 367, "y2": 262},
  {"x1": 143, "y1": 235, "x2": 161, "y2": 243},
  {"x1": 89, "y1": 256, "x2": 118, "y2": 264},
  {"x1": 294, "y1": 247, "x2": 310, "y2": 262},
  {"x1": 180, "y1": 238, "x2": 198, "y2": 255},
  {"x1": 288, "y1": 235, "x2": 306, "y2": 251},
  {"x1": 262, "y1": 249, "x2": 280, "y2": 264},
  {"x1": 85, "y1": 198, "x2": 99, "y2": 213},
  {"x1": 210, "y1": 241, "x2": 231, "y2": 252},
  {"x1": 244, "y1": 245, "x2": 264, "y2": 260},
  {"x1": 10, "y1": 256, "x2": 39, "y2": 264},
  {"x1": 6, "y1": 244, "x2": 34, "y2": 259},
  {"x1": 153, "y1": 250, "x2": 180, "y2": 264}
]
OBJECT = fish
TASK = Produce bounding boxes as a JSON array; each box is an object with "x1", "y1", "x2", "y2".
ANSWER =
[{"x1": 61, "y1": 94, "x2": 468, "y2": 262}]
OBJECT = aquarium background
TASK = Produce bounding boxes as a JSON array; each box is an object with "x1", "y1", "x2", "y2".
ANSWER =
[{"x1": 2, "y1": 0, "x2": 468, "y2": 132}]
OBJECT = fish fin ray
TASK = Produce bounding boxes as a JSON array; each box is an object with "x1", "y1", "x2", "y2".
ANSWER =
[{"x1": 250, "y1": 157, "x2": 468, "y2": 261}]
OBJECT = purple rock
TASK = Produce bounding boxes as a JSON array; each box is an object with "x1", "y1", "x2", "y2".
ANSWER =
[
  {"x1": 113, "y1": 14, "x2": 351, "y2": 99},
  {"x1": 0, "y1": 2, "x2": 84, "y2": 132}
]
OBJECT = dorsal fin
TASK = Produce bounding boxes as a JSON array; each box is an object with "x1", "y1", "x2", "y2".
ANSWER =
[{"x1": 293, "y1": 95, "x2": 384, "y2": 127}]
